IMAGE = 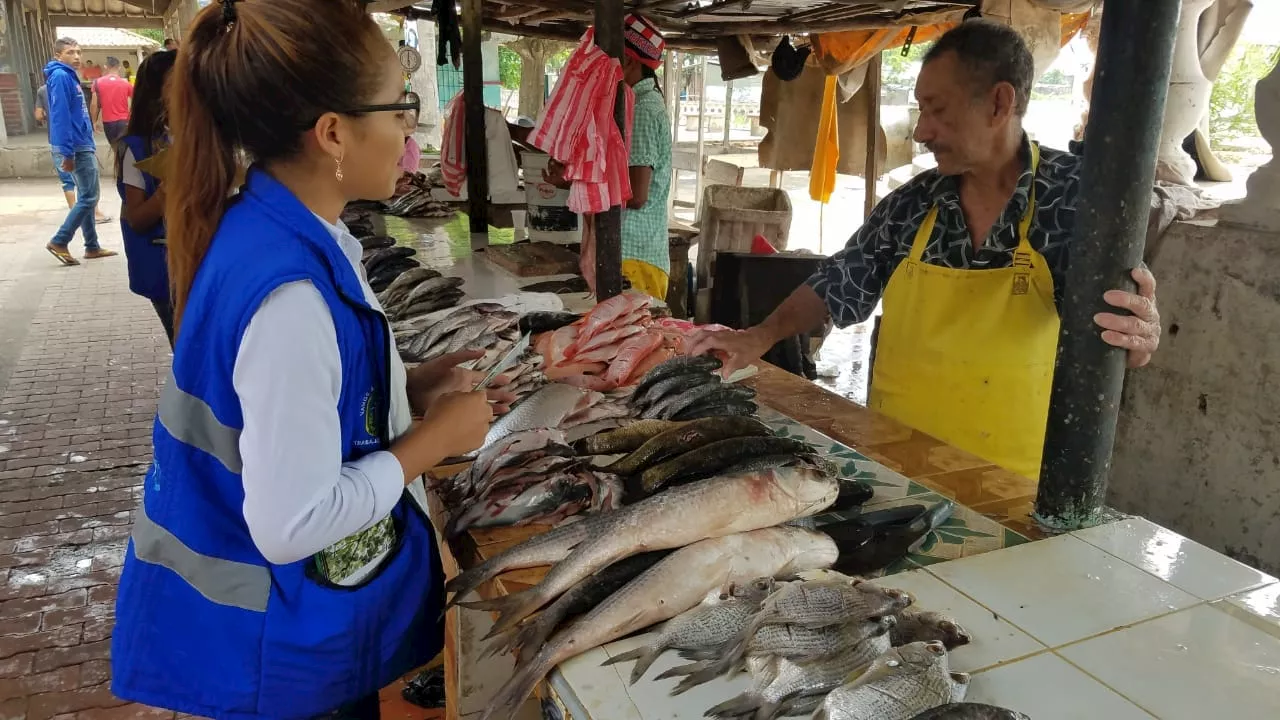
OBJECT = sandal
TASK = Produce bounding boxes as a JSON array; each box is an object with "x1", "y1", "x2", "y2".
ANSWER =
[{"x1": 46, "y1": 243, "x2": 80, "y2": 266}]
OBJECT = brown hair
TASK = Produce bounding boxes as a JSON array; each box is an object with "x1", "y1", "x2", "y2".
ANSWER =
[{"x1": 164, "y1": 0, "x2": 388, "y2": 332}]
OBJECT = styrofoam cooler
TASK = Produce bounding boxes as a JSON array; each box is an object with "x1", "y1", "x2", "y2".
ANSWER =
[{"x1": 522, "y1": 152, "x2": 582, "y2": 245}]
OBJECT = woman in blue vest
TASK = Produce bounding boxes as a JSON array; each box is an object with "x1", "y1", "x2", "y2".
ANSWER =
[
  {"x1": 110, "y1": 1, "x2": 506, "y2": 718},
  {"x1": 116, "y1": 49, "x2": 176, "y2": 346}
]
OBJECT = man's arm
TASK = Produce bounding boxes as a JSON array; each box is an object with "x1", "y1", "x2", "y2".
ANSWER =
[
  {"x1": 48, "y1": 75, "x2": 77, "y2": 158},
  {"x1": 89, "y1": 86, "x2": 100, "y2": 127},
  {"x1": 627, "y1": 166, "x2": 652, "y2": 209}
]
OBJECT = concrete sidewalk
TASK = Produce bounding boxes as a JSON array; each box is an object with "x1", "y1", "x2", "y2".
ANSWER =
[{"x1": 0, "y1": 180, "x2": 440, "y2": 719}]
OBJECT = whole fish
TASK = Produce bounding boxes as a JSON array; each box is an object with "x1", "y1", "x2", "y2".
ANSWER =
[
  {"x1": 603, "y1": 577, "x2": 775, "y2": 683},
  {"x1": 359, "y1": 234, "x2": 396, "y2": 251},
  {"x1": 400, "y1": 275, "x2": 466, "y2": 309},
  {"x1": 681, "y1": 615, "x2": 897, "y2": 666},
  {"x1": 631, "y1": 355, "x2": 723, "y2": 398},
  {"x1": 397, "y1": 289, "x2": 465, "y2": 319},
  {"x1": 705, "y1": 639, "x2": 888, "y2": 720},
  {"x1": 629, "y1": 372, "x2": 709, "y2": 412},
  {"x1": 572, "y1": 419, "x2": 684, "y2": 455},
  {"x1": 816, "y1": 642, "x2": 968, "y2": 720},
  {"x1": 562, "y1": 418, "x2": 632, "y2": 445},
  {"x1": 450, "y1": 466, "x2": 840, "y2": 630},
  {"x1": 368, "y1": 258, "x2": 419, "y2": 290},
  {"x1": 649, "y1": 384, "x2": 756, "y2": 421},
  {"x1": 908, "y1": 704, "x2": 1030, "y2": 720},
  {"x1": 450, "y1": 428, "x2": 566, "y2": 494},
  {"x1": 602, "y1": 416, "x2": 774, "y2": 475},
  {"x1": 641, "y1": 381, "x2": 725, "y2": 420},
  {"x1": 476, "y1": 525, "x2": 845, "y2": 720},
  {"x1": 476, "y1": 384, "x2": 586, "y2": 453},
  {"x1": 662, "y1": 579, "x2": 908, "y2": 693},
  {"x1": 462, "y1": 455, "x2": 583, "y2": 506},
  {"x1": 484, "y1": 549, "x2": 675, "y2": 666},
  {"x1": 520, "y1": 276, "x2": 590, "y2": 295},
  {"x1": 448, "y1": 471, "x2": 622, "y2": 537},
  {"x1": 378, "y1": 266, "x2": 442, "y2": 307},
  {"x1": 674, "y1": 401, "x2": 759, "y2": 421},
  {"x1": 574, "y1": 291, "x2": 651, "y2": 347},
  {"x1": 363, "y1": 245, "x2": 415, "y2": 275},
  {"x1": 569, "y1": 324, "x2": 645, "y2": 357},
  {"x1": 639, "y1": 436, "x2": 814, "y2": 492},
  {"x1": 518, "y1": 311, "x2": 581, "y2": 335},
  {"x1": 602, "y1": 331, "x2": 665, "y2": 387},
  {"x1": 411, "y1": 306, "x2": 487, "y2": 356},
  {"x1": 891, "y1": 611, "x2": 972, "y2": 651}
]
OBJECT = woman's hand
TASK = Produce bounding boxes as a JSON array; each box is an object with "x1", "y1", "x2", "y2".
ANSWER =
[
  {"x1": 408, "y1": 349, "x2": 517, "y2": 415},
  {"x1": 391, "y1": 391, "x2": 494, "y2": 482}
]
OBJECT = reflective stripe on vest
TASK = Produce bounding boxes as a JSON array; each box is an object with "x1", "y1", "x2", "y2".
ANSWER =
[
  {"x1": 159, "y1": 369, "x2": 243, "y2": 474},
  {"x1": 132, "y1": 503, "x2": 271, "y2": 612}
]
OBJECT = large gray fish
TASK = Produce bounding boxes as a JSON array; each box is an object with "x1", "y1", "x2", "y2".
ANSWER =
[
  {"x1": 475, "y1": 525, "x2": 844, "y2": 720},
  {"x1": 891, "y1": 610, "x2": 972, "y2": 651},
  {"x1": 629, "y1": 372, "x2": 707, "y2": 413},
  {"x1": 603, "y1": 578, "x2": 775, "y2": 683},
  {"x1": 602, "y1": 416, "x2": 775, "y2": 476},
  {"x1": 816, "y1": 642, "x2": 970, "y2": 720},
  {"x1": 674, "y1": 401, "x2": 759, "y2": 421},
  {"x1": 751, "y1": 577, "x2": 915, "y2": 631},
  {"x1": 455, "y1": 466, "x2": 840, "y2": 634},
  {"x1": 476, "y1": 384, "x2": 587, "y2": 453},
  {"x1": 641, "y1": 381, "x2": 727, "y2": 420},
  {"x1": 631, "y1": 355, "x2": 723, "y2": 398},
  {"x1": 681, "y1": 614, "x2": 898, "y2": 666},
  {"x1": 908, "y1": 704, "x2": 1031, "y2": 720}
]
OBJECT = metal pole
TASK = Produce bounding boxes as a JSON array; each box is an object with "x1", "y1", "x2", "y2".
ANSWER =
[
  {"x1": 723, "y1": 79, "x2": 733, "y2": 149},
  {"x1": 665, "y1": 50, "x2": 678, "y2": 217},
  {"x1": 592, "y1": 0, "x2": 625, "y2": 300},
  {"x1": 1034, "y1": 0, "x2": 1181, "y2": 530},
  {"x1": 461, "y1": 0, "x2": 489, "y2": 245},
  {"x1": 695, "y1": 56, "x2": 707, "y2": 209}
]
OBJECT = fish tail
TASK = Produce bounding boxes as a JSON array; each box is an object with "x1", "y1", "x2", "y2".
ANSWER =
[
  {"x1": 475, "y1": 649, "x2": 551, "y2": 720},
  {"x1": 812, "y1": 707, "x2": 830, "y2": 720},
  {"x1": 705, "y1": 692, "x2": 760, "y2": 718},
  {"x1": 601, "y1": 644, "x2": 663, "y2": 684},
  {"x1": 443, "y1": 561, "x2": 498, "y2": 602},
  {"x1": 489, "y1": 589, "x2": 546, "y2": 635},
  {"x1": 666, "y1": 657, "x2": 737, "y2": 695}
]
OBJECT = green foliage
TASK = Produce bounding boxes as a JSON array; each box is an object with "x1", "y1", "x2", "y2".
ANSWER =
[
  {"x1": 498, "y1": 46, "x2": 522, "y2": 90},
  {"x1": 882, "y1": 41, "x2": 932, "y2": 89},
  {"x1": 1209, "y1": 42, "x2": 1279, "y2": 144},
  {"x1": 136, "y1": 29, "x2": 165, "y2": 45}
]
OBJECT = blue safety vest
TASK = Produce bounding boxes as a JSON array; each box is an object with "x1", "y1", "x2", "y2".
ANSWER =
[
  {"x1": 116, "y1": 135, "x2": 169, "y2": 301},
  {"x1": 111, "y1": 168, "x2": 444, "y2": 719}
]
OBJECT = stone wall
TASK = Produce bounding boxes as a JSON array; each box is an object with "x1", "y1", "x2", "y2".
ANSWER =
[{"x1": 1108, "y1": 220, "x2": 1280, "y2": 575}]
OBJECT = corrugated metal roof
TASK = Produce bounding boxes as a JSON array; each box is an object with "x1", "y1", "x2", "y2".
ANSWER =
[
  {"x1": 47, "y1": 0, "x2": 172, "y2": 19},
  {"x1": 54, "y1": 26, "x2": 161, "y2": 48}
]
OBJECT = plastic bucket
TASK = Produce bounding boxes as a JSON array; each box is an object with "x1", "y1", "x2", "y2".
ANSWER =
[{"x1": 522, "y1": 152, "x2": 581, "y2": 245}]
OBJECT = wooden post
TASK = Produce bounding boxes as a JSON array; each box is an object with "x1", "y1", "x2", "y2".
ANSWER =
[
  {"x1": 593, "y1": 0, "x2": 625, "y2": 300},
  {"x1": 461, "y1": 0, "x2": 489, "y2": 245},
  {"x1": 722, "y1": 79, "x2": 733, "y2": 149},
  {"x1": 695, "y1": 55, "x2": 707, "y2": 213},
  {"x1": 665, "y1": 50, "x2": 678, "y2": 217},
  {"x1": 864, "y1": 54, "x2": 882, "y2": 220}
]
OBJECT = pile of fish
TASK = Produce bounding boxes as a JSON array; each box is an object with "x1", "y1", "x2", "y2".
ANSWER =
[
  {"x1": 629, "y1": 355, "x2": 759, "y2": 421},
  {"x1": 478, "y1": 383, "x2": 639, "y2": 453},
  {"x1": 439, "y1": 428, "x2": 622, "y2": 538},
  {"x1": 535, "y1": 291, "x2": 678, "y2": 392},
  {"x1": 631, "y1": 574, "x2": 973, "y2": 719},
  {"x1": 384, "y1": 186, "x2": 453, "y2": 218}
]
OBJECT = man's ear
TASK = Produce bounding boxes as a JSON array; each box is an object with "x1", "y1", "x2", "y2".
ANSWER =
[{"x1": 991, "y1": 82, "x2": 1018, "y2": 123}]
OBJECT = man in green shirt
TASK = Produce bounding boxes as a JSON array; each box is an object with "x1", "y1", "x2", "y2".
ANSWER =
[{"x1": 619, "y1": 13, "x2": 672, "y2": 300}]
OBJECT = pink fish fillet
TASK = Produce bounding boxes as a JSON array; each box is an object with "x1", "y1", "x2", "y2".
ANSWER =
[
  {"x1": 545, "y1": 325, "x2": 580, "y2": 367},
  {"x1": 555, "y1": 374, "x2": 618, "y2": 392},
  {"x1": 576, "y1": 292, "x2": 651, "y2": 347},
  {"x1": 571, "y1": 325, "x2": 645, "y2": 356},
  {"x1": 621, "y1": 347, "x2": 675, "y2": 386},
  {"x1": 603, "y1": 331, "x2": 664, "y2": 387}
]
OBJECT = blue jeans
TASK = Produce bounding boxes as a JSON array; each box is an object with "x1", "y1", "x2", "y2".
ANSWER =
[
  {"x1": 51, "y1": 150, "x2": 100, "y2": 251},
  {"x1": 50, "y1": 151, "x2": 76, "y2": 192}
]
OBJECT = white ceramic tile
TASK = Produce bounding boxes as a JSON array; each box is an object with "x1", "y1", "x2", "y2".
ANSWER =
[
  {"x1": 601, "y1": 628, "x2": 757, "y2": 720},
  {"x1": 455, "y1": 608, "x2": 522, "y2": 715},
  {"x1": 876, "y1": 569, "x2": 1046, "y2": 671},
  {"x1": 554, "y1": 645, "x2": 644, "y2": 720},
  {"x1": 1074, "y1": 518, "x2": 1277, "y2": 601},
  {"x1": 928, "y1": 534, "x2": 1199, "y2": 647},
  {"x1": 964, "y1": 652, "x2": 1154, "y2": 720},
  {"x1": 1059, "y1": 603, "x2": 1280, "y2": 720},
  {"x1": 1224, "y1": 582, "x2": 1280, "y2": 631}
]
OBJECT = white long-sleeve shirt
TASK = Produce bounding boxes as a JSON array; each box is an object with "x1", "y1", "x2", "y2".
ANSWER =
[{"x1": 232, "y1": 215, "x2": 415, "y2": 567}]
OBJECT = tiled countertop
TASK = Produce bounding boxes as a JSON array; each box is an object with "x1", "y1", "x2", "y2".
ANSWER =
[{"x1": 548, "y1": 518, "x2": 1280, "y2": 720}]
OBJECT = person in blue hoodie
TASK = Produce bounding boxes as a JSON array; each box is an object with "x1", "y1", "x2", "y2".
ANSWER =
[
  {"x1": 109, "y1": 1, "x2": 513, "y2": 718},
  {"x1": 44, "y1": 37, "x2": 118, "y2": 266},
  {"x1": 115, "y1": 50, "x2": 176, "y2": 345}
]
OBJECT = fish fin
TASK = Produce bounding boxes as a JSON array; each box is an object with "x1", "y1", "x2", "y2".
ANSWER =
[
  {"x1": 812, "y1": 707, "x2": 830, "y2": 720},
  {"x1": 601, "y1": 645, "x2": 665, "y2": 684},
  {"x1": 488, "y1": 589, "x2": 548, "y2": 635},
  {"x1": 456, "y1": 595, "x2": 511, "y2": 612},
  {"x1": 676, "y1": 647, "x2": 719, "y2": 662},
  {"x1": 704, "y1": 692, "x2": 761, "y2": 719},
  {"x1": 474, "y1": 647, "x2": 554, "y2": 720},
  {"x1": 444, "y1": 561, "x2": 501, "y2": 603},
  {"x1": 666, "y1": 657, "x2": 739, "y2": 695},
  {"x1": 752, "y1": 698, "x2": 784, "y2": 720},
  {"x1": 856, "y1": 504, "x2": 927, "y2": 529}
]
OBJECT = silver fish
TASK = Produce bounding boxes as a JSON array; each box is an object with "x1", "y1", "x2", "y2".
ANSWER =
[
  {"x1": 706, "y1": 638, "x2": 888, "y2": 720},
  {"x1": 476, "y1": 384, "x2": 587, "y2": 454},
  {"x1": 907, "y1": 703, "x2": 1030, "y2": 720},
  {"x1": 377, "y1": 266, "x2": 438, "y2": 307},
  {"x1": 641, "y1": 381, "x2": 724, "y2": 420},
  {"x1": 603, "y1": 578, "x2": 775, "y2": 683},
  {"x1": 450, "y1": 428, "x2": 566, "y2": 496},
  {"x1": 475, "y1": 526, "x2": 844, "y2": 720},
  {"x1": 816, "y1": 641, "x2": 967, "y2": 720},
  {"x1": 750, "y1": 577, "x2": 914, "y2": 631},
  {"x1": 891, "y1": 610, "x2": 972, "y2": 651},
  {"x1": 454, "y1": 467, "x2": 841, "y2": 635},
  {"x1": 399, "y1": 275, "x2": 465, "y2": 309}
]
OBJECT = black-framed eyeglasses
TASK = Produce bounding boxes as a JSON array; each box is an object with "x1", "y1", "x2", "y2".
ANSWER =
[{"x1": 341, "y1": 91, "x2": 420, "y2": 131}]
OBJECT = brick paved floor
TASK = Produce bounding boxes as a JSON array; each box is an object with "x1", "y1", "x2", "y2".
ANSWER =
[{"x1": 0, "y1": 181, "x2": 441, "y2": 719}]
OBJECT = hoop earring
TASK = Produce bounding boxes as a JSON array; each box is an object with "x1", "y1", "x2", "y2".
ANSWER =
[{"x1": 335, "y1": 155, "x2": 345, "y2": 182}]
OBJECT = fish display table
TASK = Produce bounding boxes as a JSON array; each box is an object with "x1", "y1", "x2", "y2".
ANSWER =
[{"x1": 431, "y1": 364, "x2": 1280, "y2": 720}]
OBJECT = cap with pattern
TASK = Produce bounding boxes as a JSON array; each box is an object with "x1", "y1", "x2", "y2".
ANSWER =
[{"x1": 623, "y1": 13, "x2": 665, "y2": 69}]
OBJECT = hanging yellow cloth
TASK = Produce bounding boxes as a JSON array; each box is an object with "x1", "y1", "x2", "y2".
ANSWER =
[
  {"x1": 808, "y1": 74, "x2": 840, "y2": 203},
  {"x1": 1060, "y1": 11, "x2": 1092, "y2": 47}
]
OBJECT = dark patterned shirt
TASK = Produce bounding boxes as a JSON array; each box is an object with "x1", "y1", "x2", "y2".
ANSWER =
[{"x1": 807, "y1": 137, "x2": 1082, "y2": 327}]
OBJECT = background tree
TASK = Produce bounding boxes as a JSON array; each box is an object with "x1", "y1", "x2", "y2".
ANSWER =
[{"x1": 502, "y1": 37, "x2": 573, "y2": 119}]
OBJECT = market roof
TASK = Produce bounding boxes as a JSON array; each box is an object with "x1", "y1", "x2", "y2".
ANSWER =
[
  {"x1": 46, "y1": 0, "x2": 172, "y2": 28},
  {"x1": 381, "y1": 0, "x2": 972, "y2": 51},
  {"x1": 54, "y1": 26, "x2": 162, "y2": 49}
]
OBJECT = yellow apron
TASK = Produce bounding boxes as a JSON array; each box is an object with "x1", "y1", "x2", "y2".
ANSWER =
[{"x1": 869, "y1": 144, "x2": 1058, "y2": 480}]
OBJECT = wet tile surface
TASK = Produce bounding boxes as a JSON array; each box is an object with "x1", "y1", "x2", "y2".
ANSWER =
[
  {"x1": 929, "y1": 535, "x2": 1200, "y2": 648},
  {"x1": 1223, "y1": 583, "x2": 1280, "y2": 633},
  {"x1": 1074, "y1": 518, "x2": 1277, "y2": 601},
  {"x1": 1058, "y1": 604, "x2": 1280, "y2": 720},
  {"x1": 963, "y1": 652, "x2": 1156, "y2": 720}
]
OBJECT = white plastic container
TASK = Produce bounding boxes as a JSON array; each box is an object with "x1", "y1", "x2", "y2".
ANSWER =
[{"x1": 522, "y1": 152, "x2": 582, "y2": 245}]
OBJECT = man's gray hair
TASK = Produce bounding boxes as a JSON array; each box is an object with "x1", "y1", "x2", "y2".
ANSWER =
[
  {"x1": 923, "y1": 19, "x2": 1035, "y2": 116},
  {"x1": 53, "y1": 37, "x2": 79, "y2": 55}
]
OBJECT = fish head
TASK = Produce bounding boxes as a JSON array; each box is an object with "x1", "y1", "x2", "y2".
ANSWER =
[
  {"x1": 892, "y1": 640, "x2": 952, "y2": 674},
  {"x1": 769, "y1": 467, "x2": 841, "y2": 517},
  {"x1": 917, "y1": 611, "x2": 973, "y2": 650},
  {"x1": 850, "y1": 578, "x2": 915, "y2": 613},
  {"x1": 868, "y1": 614, "x2": 898, "y2": 635}
]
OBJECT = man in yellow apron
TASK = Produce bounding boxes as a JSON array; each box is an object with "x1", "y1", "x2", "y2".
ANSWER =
[{"x1": 688, "y1": 20, "x2": 1162, "y2": 481}]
